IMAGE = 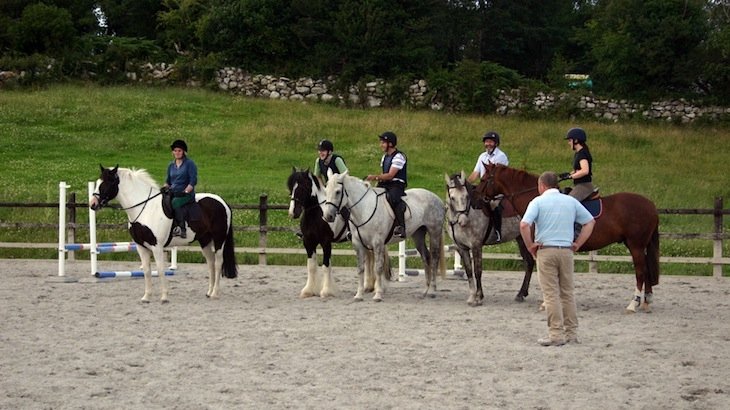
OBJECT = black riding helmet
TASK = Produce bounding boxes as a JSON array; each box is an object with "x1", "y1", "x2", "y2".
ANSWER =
[
  {"x1": 317, "y1": 139, "x2": 334, "y2": 152},
  {"x1": 379, "y1": 131, "x2": 397, "y2": 146},
  {"x1": 565, "y1": 127, "x2": 587, "y2": 143},
  {"x1": 482, "y1": 131, "x2": 500, "y2": 146},
  {"x1": 170, "y1": 139, "x2": 188, "y2": 152}
]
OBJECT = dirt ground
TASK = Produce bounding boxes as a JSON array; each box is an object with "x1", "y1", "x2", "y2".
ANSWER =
[{"x1": 1, "y1": 258, "x2": 729, "y2": 409}]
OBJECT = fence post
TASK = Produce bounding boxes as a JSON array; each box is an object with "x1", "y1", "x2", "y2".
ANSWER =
[
  {"x1": 57, "y1": 182, "x2": 70, "y2": 276},
  {"x1": 713, "y1": 197, "x2": 724, "y2": 278},
  {"x1": 68, "y1": 192, "x2": 76, "y2": 261},
  {"x1": 588, "y1": 251, "x2": 598, "y2": 273},
  {"x1": 259, "y1": 194, "x2": 268, "y2": 265}
]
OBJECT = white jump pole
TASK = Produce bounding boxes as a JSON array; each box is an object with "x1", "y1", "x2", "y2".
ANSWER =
[
  {"x1": 398, "y1": 240, "x2": 407, "y2": 281},
  {"x1": 88, "y1": 181, "x2": 98, "y2": 276},
  {"x1": 58, "y1": 181, "x2": 71, "y2": 276}
]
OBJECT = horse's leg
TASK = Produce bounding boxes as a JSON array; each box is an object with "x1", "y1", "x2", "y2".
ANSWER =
[
  {"x1": 473, "y1": 246, "x2": 484, "y2": 306},
  {"x1": 137, "y1": 247, "x2": 153, "y2": 303},
  {"x1": 203, "y1": 245, "x2": 219, "y2": 298},
  {"x1": 514, "y1": 236, "x2": 534, "y2": 302},
  {"x1": 353, "y1": 245, "x2": 368, "y2": 301},
  {"x1": 364, "y1": 250, "x2": 375, "y2": 293},
  {"x1": 458, "y1": 246, "x2": 478, "y2": 306},
  {"x1": 412, "y1": 229, "x2": 434, "y2": 298},
  {"x1": 372, "y1": 244, "x2": 387, "y2": 302},
  {"x1": 300, "y1": 241, "x2": 318, "y2": 298},
  {"x1": 626, "y1": 244, "x2": 648, "y2": 313},
  {"x1": 319, "y1": 241, "x2": 336, "y2": 298},
  {"x1": 152, "y1": 246, "x2": 169, "y2": 303}
]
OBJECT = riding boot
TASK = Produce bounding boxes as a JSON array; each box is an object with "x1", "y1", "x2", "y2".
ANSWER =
[
  {"x1": 174, "y1": 207, "x2": 187, "y2": 239},
  {"x1": 393, "y1": 202, "x2": 406, "y2": 239},
  {"x1": 492, "y1": 205, "x2": 503, "y2": 242}
]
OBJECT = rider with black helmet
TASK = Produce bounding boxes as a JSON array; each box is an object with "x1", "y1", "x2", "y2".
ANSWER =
[
  {"x1": 467, "y1": 130, "x2": 509, "y2": 184},
  {"x1": 560, "y1": 127, "x2": 595, "y2": 202},
  {"x1": 313, "y1": 139, "x2": 348, "y2": 184},
  {"x1": 366, "y1": 131, "x2": 408, "y2": 239},
  {"x1": 163, "y1": 139, "x2": 198, "y2": 238},
  {"x1": 468, "y1": 130, "x2": 509, "y2": 242}
]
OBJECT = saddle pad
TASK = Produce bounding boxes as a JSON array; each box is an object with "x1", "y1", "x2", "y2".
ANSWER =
[{"x1": 582, "y1": 198, "x2": 602, "y2": 218}]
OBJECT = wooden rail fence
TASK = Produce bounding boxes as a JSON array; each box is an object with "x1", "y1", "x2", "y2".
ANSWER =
[{"x1": 0, "y1": 194, "x2": 728, "y2": 277}]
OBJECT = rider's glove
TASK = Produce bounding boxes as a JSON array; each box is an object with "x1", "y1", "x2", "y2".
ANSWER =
[{"x1": 558, "y1": 172, "x2": 571, "y2": 181}]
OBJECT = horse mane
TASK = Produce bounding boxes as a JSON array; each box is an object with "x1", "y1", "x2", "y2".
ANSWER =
[
  {"x1": 118, "y1": 167, "x2": 160, "y2": 189},
  {"x1": 496, "y1": 165, "x2": 538, "y2": 188}
]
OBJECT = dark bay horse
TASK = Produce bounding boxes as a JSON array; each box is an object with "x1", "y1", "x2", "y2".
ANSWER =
[
  {"x1": 446, "y1": 171, "x2": 535, "y2": 306},
  {"x1": 475, "y1": 164, "x2": 660, "y2": 312}
]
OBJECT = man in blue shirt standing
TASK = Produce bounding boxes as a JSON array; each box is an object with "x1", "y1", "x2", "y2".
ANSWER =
[{"x1": 520, "y1": 171, "x2": 595, "y2": 346}]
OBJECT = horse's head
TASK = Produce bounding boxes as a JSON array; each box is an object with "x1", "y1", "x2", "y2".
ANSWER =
[
  {"x1": 89, "y1": 164, "x2": 120, "y2": 211},
  {"x1": 445, "y1": 171, "x2": 472, "y2": 226},
  {"x1": 475, "y1": 163, "x2": 506, "y2": 201},
  {"x1": 287, "y1": 168, "x2": 318, "y2": 219},
  {"x1": 322, "y1": 169, "x2": 349, "y2": 223}
]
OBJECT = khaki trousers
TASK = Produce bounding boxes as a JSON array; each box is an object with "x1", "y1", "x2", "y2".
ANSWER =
[{"x1": 537, "y1": 248, "x2": 578, "y2": 341}]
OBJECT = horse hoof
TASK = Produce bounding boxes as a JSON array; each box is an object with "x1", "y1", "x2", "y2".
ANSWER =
[
  {"x1": 624, "y1": 308, "x2": 636, "y2": 314},
  {"x1": 640, "y1": 303, "x2": 652, "y2": 313},
  {"x1": 514, "y1": 295, "x2": 525, "y2": 303},
  {"x1": 140, "y1": 297, "x2": 150, "y2": 303},
  {"x1": 353, "y1": 296, "x2": 364, "y2": 302},
  {"x1": 299, "y1": 292, "x2": 315, "y2": 298},
  {"x1": 373, "y1": 297, "x2": 383, "y2": 302},
  {"x1": 161, "y1": 299, "x2": 169, "y2": 304}
]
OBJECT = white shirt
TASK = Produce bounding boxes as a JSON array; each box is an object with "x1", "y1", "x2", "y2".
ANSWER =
[{"x1": 473, "y1": 147, "x2": 509, "y2": 177}]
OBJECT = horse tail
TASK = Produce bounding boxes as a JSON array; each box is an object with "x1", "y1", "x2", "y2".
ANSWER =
[
  {"x1": 645, "y1": 225, "x2": 660, "y2": 287},
  {"x1": 222, "y1": 216, "x2": 238, "y2": 279},
  {"x1": 437, "y1": 233, "x2": 446, "y2": 279}
]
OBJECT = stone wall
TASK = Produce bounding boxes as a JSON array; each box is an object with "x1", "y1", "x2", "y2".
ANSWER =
[{"x1": 2, "y1": 62, "x2": 728, "y2": 123}]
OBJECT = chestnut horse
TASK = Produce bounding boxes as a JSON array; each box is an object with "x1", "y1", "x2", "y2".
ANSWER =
[{"x1": 475, "y1": 164, "x2": 660, "y2": 312}]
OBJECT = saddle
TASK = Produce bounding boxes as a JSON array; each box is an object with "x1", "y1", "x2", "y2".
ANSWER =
[
  {"x1": 161, "y1": 192, "x2": 203, "y2": 222},
  {"x1": 563, "y1": 187, "x2": 602, "y2": 218}
]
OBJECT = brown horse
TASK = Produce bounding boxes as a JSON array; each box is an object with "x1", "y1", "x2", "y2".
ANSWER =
[{"x1": 475, "y1": 164, "x2": 660, "y2": 312}]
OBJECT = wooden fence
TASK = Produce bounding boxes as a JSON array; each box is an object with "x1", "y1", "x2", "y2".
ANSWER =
[{"x1": 1, "y1": 194, "x2": 728, "y2": 277}]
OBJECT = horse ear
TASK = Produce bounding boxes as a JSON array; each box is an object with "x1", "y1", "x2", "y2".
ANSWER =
[
  {"x1": 112, "y1": 164, "x2": 118, "y2": 173},
  {"x1": 444, "y1": 173, "x2": 450, "y2": 184},
  {"x1": 292, "y1": 166, "x2": 297, "y2": 173},
  {"x1": 461, "y1": 170, "x2": 466, "y2": 181},
  {"x1": 99, "y1": 164, "x2": 105, "y2": 173}
]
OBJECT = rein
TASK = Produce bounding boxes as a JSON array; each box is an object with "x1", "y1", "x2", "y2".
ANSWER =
[{"x1": 122, "y1": 187, "x2": 161, "y2": 224}]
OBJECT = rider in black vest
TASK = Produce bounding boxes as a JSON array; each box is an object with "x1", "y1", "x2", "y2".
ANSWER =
[
  {"x1": 314, "y1": 139, "x2": 348, "y2": 184},
  {"x1": 366, "y1": 131, "x2": 407, "y2": 239}
]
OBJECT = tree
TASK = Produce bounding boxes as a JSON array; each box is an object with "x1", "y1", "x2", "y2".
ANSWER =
[
  {"x1": 579, "y1": 0, "x2": 709, "y2": 98},
  {"x1": 9, "y1": 3, "x2": 76, "y2": 56}
]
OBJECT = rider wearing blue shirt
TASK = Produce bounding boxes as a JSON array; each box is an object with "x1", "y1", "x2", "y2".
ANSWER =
[{"x1": 164, "y1": 139, "x2": 197, "y2": 238}]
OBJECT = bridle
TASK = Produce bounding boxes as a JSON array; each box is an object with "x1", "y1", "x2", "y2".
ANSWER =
[
  {"x1": 324, "y1": 178, "x2": 387, "y2": 248},
  {"x1": 480, "y1": 167, "x2": 537, "y2": 208}
]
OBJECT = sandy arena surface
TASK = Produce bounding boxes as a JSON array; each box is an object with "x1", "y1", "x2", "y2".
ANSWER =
[{"x1": 1, "y1": 258, "x2": 729, "y2": 409}]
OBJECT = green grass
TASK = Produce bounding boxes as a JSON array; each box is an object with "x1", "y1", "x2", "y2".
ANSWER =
[{"x1": 1, "y1": 84, "x2": 729, "y2": 275}]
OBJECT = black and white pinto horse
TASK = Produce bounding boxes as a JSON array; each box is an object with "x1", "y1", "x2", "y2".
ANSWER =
[
  {"x1": 287, "y1": 168, "x2": 351, "y2": 298},
  {"x1": 89, "y1": 165, "x2": 237, "y2": 302},
  {"x1": 445, "y1": 171, "x2": 535, "y2": 306},
  {"x1": 323, "y1": 170, "x2": 445, "y2": 301}
]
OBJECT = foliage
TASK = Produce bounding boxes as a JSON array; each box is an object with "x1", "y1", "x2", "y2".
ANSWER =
[
  {"x1": 7, "y1": 3, "x2": 76, "y2": 56},
  {"x1": 427, "y1": 60, "x2": 525, "y2": 113},
  {"x1": 579, "y1": 0, "x2": 709, "y2": 99}
]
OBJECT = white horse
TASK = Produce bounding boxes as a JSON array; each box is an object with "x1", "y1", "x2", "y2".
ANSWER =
[
  {"x1": 445, "y1": 171, "x2": 535, "y2": 306},
  {"x1": 323, "y1": 170, "x2": 445, "y2": 301},
  {"x1": 89, "y1": 165, "x2": 237, "y2": 303}
]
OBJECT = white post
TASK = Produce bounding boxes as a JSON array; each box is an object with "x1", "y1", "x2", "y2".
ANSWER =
[
  {"x1": 169, "y1": 248, "x2": 178, "y2": 270},
  {"x1": 398, "y1": 240, "x2": 407, "y2": 280},
  {"x1": 453, "y1": 249, "x2": 462, "y2": 271},
  {"x1": 88, "y1": 181, "x2": 98, "y2": 276},
  {"x1": 58, "y1": 182, "x2": 70, "y2": 276}
]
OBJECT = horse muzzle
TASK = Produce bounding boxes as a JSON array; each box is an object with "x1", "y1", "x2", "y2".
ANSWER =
[{"x1": 89, "y1": 197, "x2": 107, "y2": 211}]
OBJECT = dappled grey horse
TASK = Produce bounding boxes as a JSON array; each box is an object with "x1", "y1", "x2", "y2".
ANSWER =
[
  {"x1": 323, "y1": 170, "x2": 445, "y2": 301},
  {"x1": 445, "y1": 171, "x2": 535, "y2": 306}
]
